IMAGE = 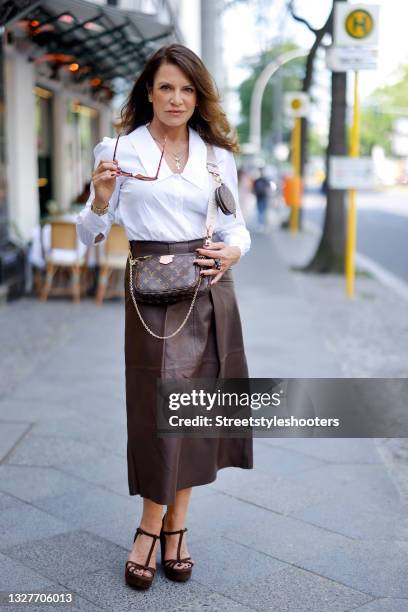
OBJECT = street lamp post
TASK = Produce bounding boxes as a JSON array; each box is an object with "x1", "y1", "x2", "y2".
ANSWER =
[{"x1": 248, "y1": 49, "x2": 308, "y2": 154}]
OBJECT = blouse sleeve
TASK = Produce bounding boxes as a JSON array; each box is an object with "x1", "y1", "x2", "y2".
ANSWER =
[
  {"x1": 76, "y1": 137, "x2": 122, "y2": 247},
  {"x1": 214, "y1": 148, "x2": 251, "y2": 257}
]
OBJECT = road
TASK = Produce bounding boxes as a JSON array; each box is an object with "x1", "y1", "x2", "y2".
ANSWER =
[{"x1": 302, "y1": 188, "x2": 408, "y2": 284}]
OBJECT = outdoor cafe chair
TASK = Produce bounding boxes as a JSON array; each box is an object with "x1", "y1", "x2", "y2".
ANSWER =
[
  {"x1": 96, "y1": 224, "x2": 128, "y2": 304},
  {"x1": 40, "y1": 221, "x2": 86, "y2": 303}
]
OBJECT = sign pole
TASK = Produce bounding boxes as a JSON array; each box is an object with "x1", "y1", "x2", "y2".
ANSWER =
[
  {"x1": 345, "y1": 70, "x2": 360, "y2": 297},
  {"x1": 289, "y1": 116, "x2": 302, "y2": 233}
]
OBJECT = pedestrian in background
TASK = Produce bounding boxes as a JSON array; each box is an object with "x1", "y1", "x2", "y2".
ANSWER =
[
  {"x1": 252, "y1": 166, "x2": 271, "y2": 231},
  {"x1": 76, "y1": 44, "x2": 253, "y2": 591}
]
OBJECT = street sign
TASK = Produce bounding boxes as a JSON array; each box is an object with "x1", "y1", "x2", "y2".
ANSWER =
[
  {"x1": 393, "y1": 118, "x2": 408, "y2": 136},
  {"x1": 284, "y1": 92, "x2": 309, "y2": 118},
  {"x1": 329, "y1": 156, "x2": 376, "y2": 190},
  {"x1": 391, "y1": 135, "x2": 408, "y2": 157},
  {"x1": 334, "y1": 4, "x2": 379, "y2": 47},
  {"x1": 326, "y1": 46, "x2": 378, "y2": 71},
  {"x1": 391, "y1": 119, "x2": 408, "y2": 156}
]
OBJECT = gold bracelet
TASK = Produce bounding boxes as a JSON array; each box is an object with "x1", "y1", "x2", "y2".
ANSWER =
[{"x1": 91, "y1": 200, "x2": 109, "y2": 216}]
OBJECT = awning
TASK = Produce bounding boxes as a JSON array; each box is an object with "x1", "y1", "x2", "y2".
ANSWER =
[{"x1": 1, "y1": 0, "x2": 180, "y2": 91}]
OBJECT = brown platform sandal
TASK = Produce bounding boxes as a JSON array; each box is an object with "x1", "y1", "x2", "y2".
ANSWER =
[
  {"x1": 125, "y1": 527, "x2": 160, "y2": 590},
  {"x1": 160, "y1": 515, "x2": 194, "y2": 582}
]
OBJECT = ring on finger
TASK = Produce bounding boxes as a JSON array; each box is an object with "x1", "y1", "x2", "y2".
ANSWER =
[{"x1": 213, "y1": 258, "x2": 222, "y2": 271}]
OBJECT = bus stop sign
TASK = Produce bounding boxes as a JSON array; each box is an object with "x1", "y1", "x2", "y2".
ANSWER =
[{"x1": 334, "y1": 4, "x2": 379, "y2": 47}]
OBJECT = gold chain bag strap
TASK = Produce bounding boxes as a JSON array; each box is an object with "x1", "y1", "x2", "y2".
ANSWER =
[{"x1": 128, "y1": 145, "x2": 220, "y2": 340}]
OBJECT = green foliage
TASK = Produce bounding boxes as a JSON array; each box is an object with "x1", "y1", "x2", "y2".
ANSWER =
[
  {"x1": 360, "y1": 65, "x2": 408, "y2": 156},
  {"x1": 359, "y1": 107, "x2": 393, "y2": 156},
  {"x1": 308, "y1": 129, "x2": 326, "y2": 156},
  {"x1": 237, "y1": 41, "x2": 305, "y2": 148}
]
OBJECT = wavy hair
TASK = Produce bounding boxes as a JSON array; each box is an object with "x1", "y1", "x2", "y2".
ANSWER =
[{"x1": 118, "y1": 44, "x2": 239, "y2": 153}]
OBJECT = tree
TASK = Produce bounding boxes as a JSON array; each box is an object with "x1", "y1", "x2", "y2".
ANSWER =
[
  {"x1": 359, "y1": 65, "x2": 408, "y2": 156},
  {"x1": 302, "y1": 0, "x2": 348, "y2": 273},
  {"x1": 288, "y1": 1, "x2": 334, "y2": 177}
]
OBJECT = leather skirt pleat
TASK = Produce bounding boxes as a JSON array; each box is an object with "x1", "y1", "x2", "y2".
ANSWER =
[{"x1": 125, "y1": 237, "x2": 253, "y2": 505}]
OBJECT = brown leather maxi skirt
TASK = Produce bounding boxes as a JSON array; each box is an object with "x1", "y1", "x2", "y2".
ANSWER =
[{"x1": 125, "y1": 237, "x2": 253, "y2": 505}]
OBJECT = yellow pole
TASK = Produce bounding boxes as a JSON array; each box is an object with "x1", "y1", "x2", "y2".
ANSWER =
[
  {"x1": 345, "y1": 71, "x2": 360, "y2": 298},
  {"x1": 289, "y1": 116, "x2": 302, "y2": 233}
]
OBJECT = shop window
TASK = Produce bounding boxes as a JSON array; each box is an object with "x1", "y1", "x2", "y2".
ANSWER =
[
  {"x1": 67, "y1": 100, "x2": 98, "y2": 208},
  {"x1": 0, "y1": 40, "x2": 7, "y2": 244},
  {"x1": 35, "y1": 86, "x2": 53, "y2": 217}
]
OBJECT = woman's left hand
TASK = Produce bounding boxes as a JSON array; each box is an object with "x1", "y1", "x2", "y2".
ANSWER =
[{"x1": 194, "y1": 242, "x2": 241, "y2": 285}]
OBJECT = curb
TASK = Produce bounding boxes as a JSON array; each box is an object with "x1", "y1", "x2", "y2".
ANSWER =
[{"x1": 303, "y1": 220, "x2": 408, "y2": 303}]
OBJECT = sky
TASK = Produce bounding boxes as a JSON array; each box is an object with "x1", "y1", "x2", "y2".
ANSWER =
[{"x1": 221, "y1": 0, "x2": 408, "y2": 130}]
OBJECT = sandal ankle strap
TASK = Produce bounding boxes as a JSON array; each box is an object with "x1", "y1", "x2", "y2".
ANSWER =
[
  {"x1": 161, "y1": 526, "x2": 188, "y2": 561},
  {"x1": 161, "y1": 527, "x2": 188, "y2": 536},
  {"x1": 133, "y1": 526, "x2": 160, "y2": 569},
  {"x1": 134, "y1": 526, "x2": 160, "y2": 541}
]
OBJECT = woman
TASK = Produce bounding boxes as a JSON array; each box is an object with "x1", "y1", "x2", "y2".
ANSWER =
[{"x1": 77, "y1": 43, "x2": 253, "y2": 590}]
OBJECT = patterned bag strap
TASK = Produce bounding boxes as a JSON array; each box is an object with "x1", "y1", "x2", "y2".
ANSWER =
[{"x1": 205, "y1": 143, "x2": 222, "y2": 246}]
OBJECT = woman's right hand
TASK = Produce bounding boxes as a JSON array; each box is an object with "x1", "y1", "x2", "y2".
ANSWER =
[{"x1": 92, "y1": 159, "x2": 119, "y2": 208}]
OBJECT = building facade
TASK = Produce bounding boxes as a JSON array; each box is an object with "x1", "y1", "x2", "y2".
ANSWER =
[
  {"x1": 0, "y1": 0, "x2": 193, "y2": 296},
  {"x1": 0, "y1": 0, "x2": 220, "y2": 297}
]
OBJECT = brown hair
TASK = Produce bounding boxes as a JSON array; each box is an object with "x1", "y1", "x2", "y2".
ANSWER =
[{"x1": 118, "y1": 44, "x2": 239, "y2": 153}]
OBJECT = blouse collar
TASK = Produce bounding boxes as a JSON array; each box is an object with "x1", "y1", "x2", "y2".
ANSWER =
[{"x1": 127, "y1": 123, "x2": 209, "y2": 190}]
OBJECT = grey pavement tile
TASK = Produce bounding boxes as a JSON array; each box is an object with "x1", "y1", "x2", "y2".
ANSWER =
[
  {"x1": 188, "y1": 489, "x2": 275, "y2": 536},
  {"x1": 102, "y1": 477, "x2": 131, "y2": 497},
  {"x1": 0, "y1": 551, "x2": 54, "y2": 590},
  {"x1": 0, "y1": 398, "x2": 78, "y2": 423},
  {"x1": 291, "y1": 495, "x2": 408, "y2": 541},
  {"x1": 186, "y1": 536, "x2": 287, "y2": 597},
  {"x1": 41, "y1": 355, "x2": 124, "y2": 382},
  {"x1": 209, "y1": 466, "x2": 330, "y2": 515},
  {"x1": 61, "y1": 566, "x2": 254, "y2": 611},
  {"x1": 376, "y1": 438, "x2": 408, "y2": 505},
  {"x1": 0, "y1": 466, "x2": 88, "y2": 503},
  {"x1": 0, "y1": 567, "x2": 100, "y2": 612},
  {"x1": 0, "y1": 421, "x2": 30, "y2": 462},
  {"x1": 86, "y1": 508, "x2": 144, "y2": 550},
  {"x1": 0, "y1": 491, "x2": 22, "y2": 512},
  {"x1": 0, "y1": 501, "x2": 72, "y2": 549},
  {"x1": 188, "y1": 492, "x2": 353, "y2": 566},
  {"x1": 285, "y1": 464, "x2": 403, "y2": 511},
  {"x1": 253, "y1": 440, "x2": 326, "y2": 476},
  {"x1": 1, "y1": 546, "x2": 101, "y2": 611},
  {"x1": 209, "y1": 564, "x2": 373, "y2": 612},
  {"x1": 3, "y1": 595, "x2": 102, "y2": 612},
  {"x1": 5, "y1": 433, "x2": 111, "y2": 467},
  {"x1": 210, "y1": 462, "x2": 404, "y2": 517},
  {"x1": 298, "y1": 539, "x2": 408, "y2": 598},
  {"x1": 243, "y1": 295, "x2": 342, "y2": 377},
  {"x1": 5, "y1": 530, "x2": 126, "y2": 581},
  {"x1": 352, "y1": 598, "x2": 408, "y2": 612},
  {"x1": 259, "y1": 437, "x2": 383, "y2": 464},
  {"x1": 32, "y1": 483, "x2": 138, "y2": 529},
  {"x1": 60, "y1": 453, "x2": 127, "y2": 487},
  {"x1": 9, "y1": 379, "x2": 124, "y2": 409},
  {"x1": 0, "y1": 300, "x2": 80, "y2": 399},
  {"x1": 33, "y1": 416, "x2": 127, "y2": 457}
]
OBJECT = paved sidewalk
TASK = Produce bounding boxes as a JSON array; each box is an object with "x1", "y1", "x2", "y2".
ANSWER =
[{"x1": 0, "y1": 225, "x2": 408, "y2": 611}]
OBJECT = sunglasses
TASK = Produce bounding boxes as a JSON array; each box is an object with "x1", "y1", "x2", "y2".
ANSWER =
[{"x1": 112, "y1": 133, "x2": 167, "y2": 181}]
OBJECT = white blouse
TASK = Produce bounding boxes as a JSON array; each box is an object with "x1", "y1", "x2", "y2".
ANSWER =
[{"x1": 76, "y1": 124, "x2": 251, "y2": 256}]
